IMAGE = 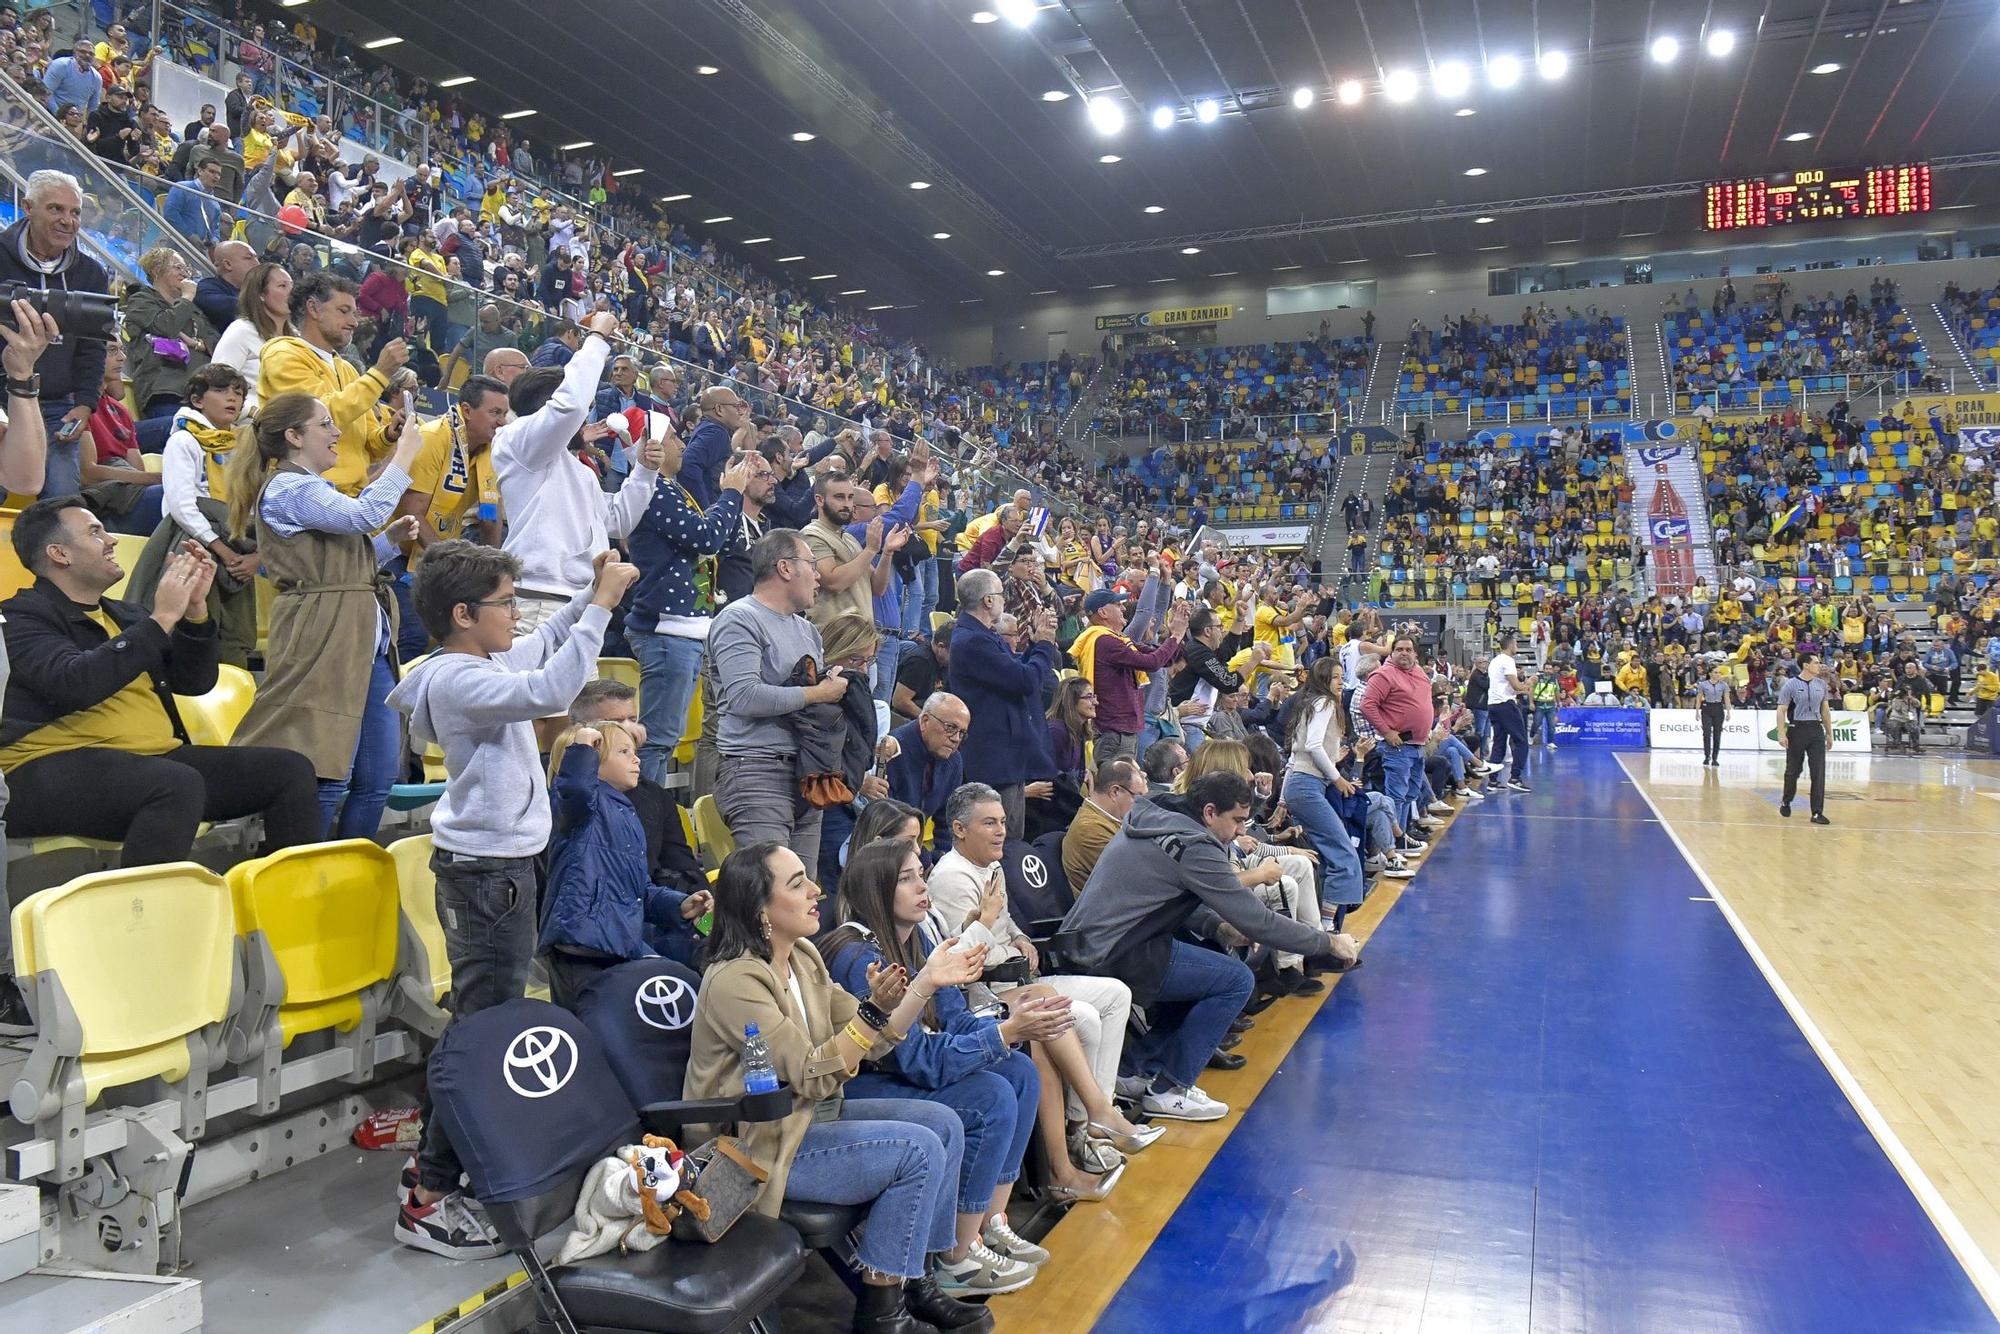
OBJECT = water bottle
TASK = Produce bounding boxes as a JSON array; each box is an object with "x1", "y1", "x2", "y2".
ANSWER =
[{"x1": 741, "y1": 1023, "x2": 779, "y2": 1095}]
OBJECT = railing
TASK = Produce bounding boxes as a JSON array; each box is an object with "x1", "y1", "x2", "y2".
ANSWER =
[
  {"x1": 1716, "y1": 555, "x2": 1997, "y2": 586},
  {"x1": 1078, "y1": 407, "x2": 1354, "y2": 449}
]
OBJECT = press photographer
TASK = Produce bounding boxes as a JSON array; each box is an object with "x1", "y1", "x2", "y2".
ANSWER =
[{"x1": 0, "y1": 170, "x2": 115, "y2": 499}]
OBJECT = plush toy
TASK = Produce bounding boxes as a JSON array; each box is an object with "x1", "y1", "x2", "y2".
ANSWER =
[{"x1": 556, "y1": 1134, "x2": 712, "y2": 1264}]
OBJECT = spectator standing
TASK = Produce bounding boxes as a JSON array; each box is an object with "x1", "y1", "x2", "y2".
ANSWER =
[
  {"x1": 1485, "y1": 631, "x2": 1534, "y2": 792},
  {"x1": 40, "y1": 41, "x2": 99, "y2": 116},
  {"x1": 257, "y1": 273, "x2": 411, "y2": 495},
  {"x1": 193, "y1": 240, "x2": 257, "y2": 339},
  {"x1": 209, "y1": 262, "x2": 294, "y2": 412},
  {"x1": 1069, "y1": 588, "x2": 1186, "y2": 763},
  {"x1": 684, "y1": 384, "x2": 752, "y2": 507},
  {"x1": 948, "y1": 567, "x2": 1059, "y2": 835},
  {"x1": 226, "y1": 392, "x2": 424, "y2": 839},
  {"x1": 160, "y1": 159, "x2": 223, "y2": 247},
  {"x1": 119, "y1": 247, "x2": 211, "y2": 434},
  {"x1": 1360, "y1": 634, "x2": 1438, "y2": 831},
  {"x1": 884, "y1": 692, "x2": 969, "y2": 845},
  {"x1": 1279, "y1": 657, "x2": 1366, "y2": 937},
  {"x1": 0, "y1": 171, "x2": 110, "y2": 497}
]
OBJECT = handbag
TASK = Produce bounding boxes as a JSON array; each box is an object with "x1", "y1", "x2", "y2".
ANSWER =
[
  {"x1": 148, "y1": 335, "x2": 192, "y2": 367},
  {"x1": 669, "y1": 1136, "x2": 767, "y2": 1243}
]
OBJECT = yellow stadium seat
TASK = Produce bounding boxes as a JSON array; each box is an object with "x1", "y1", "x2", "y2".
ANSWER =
[
  {"x1": 103, "y1": 533, "x2": 148, "y2": 601},
  {"x1": 387, "y1": 833, "x2": 451, "y2": 1020},
  {"x1": 598, "y1": 656, "x2": 642, "y2": 691},
  {"x1": 676, "y1": 677, "x2": 702, "y2": 768},
  {"x1": 225, "y1": 840, "x2": 402, "y2": 1111},
  {"x1": 692, "y1": 793, "x2": 735, "y2": 870},
  {"x1": 8, "y1": 863, "x2": 236, "y2": 1179},
  {"x1": 174, "y1": 664, "x2": 257, "y2": 747},
  {"x1": 0, "y1": 510, "x2": 31, "y2": 599}
]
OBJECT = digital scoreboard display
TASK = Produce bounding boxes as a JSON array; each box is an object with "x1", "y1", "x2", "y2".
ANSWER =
[{"x1": 1702, "y1": 163, "x2": 1932, "y2": 231}]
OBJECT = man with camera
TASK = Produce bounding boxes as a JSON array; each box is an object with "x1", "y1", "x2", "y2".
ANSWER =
[{"x1": 0, "y1": 171, "x2": 112, "y2": 499}]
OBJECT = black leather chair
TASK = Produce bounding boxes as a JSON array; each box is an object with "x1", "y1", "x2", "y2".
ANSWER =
[
  {"x1": 573, "y1": 962, "x2": 867, "y2": 1267},
  {"x1": 428, "y1": 998, "x2": 807, "y2": 1334}
]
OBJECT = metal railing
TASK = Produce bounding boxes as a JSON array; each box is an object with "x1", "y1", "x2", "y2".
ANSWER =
[{"x1": 1078, "y1": 407, "x2": 1354, "y2": 450}]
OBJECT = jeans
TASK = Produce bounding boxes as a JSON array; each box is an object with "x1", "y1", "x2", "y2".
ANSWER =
[
  {"x1": 1439, "y1": 734, "x2": 1475, "y2": 784},
  {"x1": 1363, "y1": 791, "x2": 1397, "y2": 858},
  {"x1": 316, "y1": 653, "x2": 400, "y2": 840},
  {"x1": 783, "y1": 1097, "x2": 961, "y2": 1279},
  {"x1": 37, "y1": 397, "x2": 80, "y2": 499},
  {"x1": 1129, "y1": 940, "x2": 1254, "y2": 1092},
  {"x1": 1281, "y1": 771, "x2": 1364, "y2": 908},
  {"x1": 899, "y1": 555, "x2": 939, "y2": 638},
  {"x1": 1470, "y1": 707, "x2": 1491, "y2": 757},
  {"x1": 388, "y1": 558, "x2": 430, "y2": 662},
  {"x1": 1095, "y1": 729, "x2": 1138, "y2": 764},
  {"x1": 872, "y1": 632, "x2": 902, "y2": 712},
  {"x1": 416, "y1": 850, "x2": 539, "y2": 1194},
  {"x1": 1377, "y1": 743, "x2": 1424, "y2": 831},
  {"x1": 629, "y1": 627, "x2": 706, "y2": 785},
  {"x1": 1534, "y1": 702, "x2": 1558, "y2": 744},
  {"x1": 849, "y1": 1049, "x2": 1039, "y2": 1213},
  {"x1": 106, "y1": 485, "x2": 165, "y2": 537},
  {"x1": 1487, "y1": 699, "x2": 1529, "y2": 781},
  {"x1": 716, "y1": 752, "x2": 823, "y2": 872},
  {"x1": 4, "y1": 743, "x2": 322, "y2": 867}
]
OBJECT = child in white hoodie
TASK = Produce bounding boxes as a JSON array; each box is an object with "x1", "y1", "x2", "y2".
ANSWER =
[{"x1": 384, "y1": 538, "x2": 637, "y2": 1259}]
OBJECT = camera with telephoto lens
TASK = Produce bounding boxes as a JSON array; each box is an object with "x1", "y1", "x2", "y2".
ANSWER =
[{"x1": 0, "y1": 282, "x2": 118, "y2": 343}]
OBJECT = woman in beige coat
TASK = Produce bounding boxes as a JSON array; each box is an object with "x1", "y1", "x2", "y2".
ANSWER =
[{"x1": 685, "y1": 840, "x2": 993, "y2": 1334}]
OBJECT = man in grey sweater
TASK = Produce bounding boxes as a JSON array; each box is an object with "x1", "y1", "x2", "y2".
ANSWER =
[
  {"x1": 1058, "y1": 770, "x2": 1339, "y2": 1122},
  {"x1": 707, "y1": 527, "x2": 853, "y2": 870}
]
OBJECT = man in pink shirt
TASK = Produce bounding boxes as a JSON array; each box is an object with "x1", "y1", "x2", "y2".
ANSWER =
[{"x1": 1360, "y1": 633, "x2": 1437, "y2": 828}]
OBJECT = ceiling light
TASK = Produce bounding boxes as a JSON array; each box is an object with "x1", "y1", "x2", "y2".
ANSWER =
[
  {"x1": 1151, "y1": 105, "x2": 1176, "y2": 130},
  {"x1": 703, "y1": 216, "x2": 733, "y2": 224},
  {"x1": 1087, "y1": 95, "x2": 1126, "y2": 135},
  {"x1": 1705, "y1": 29, "x2": 1737, "y2": 57},
  {"x1": 501, "y1": 109, "x2": 536, "y2": 120},
  {"x1": 995, "y1": 0, "x2": 1036, "y2": 28},
  {"x1": 1290, "y1": 86, "x2": 1314, "y2": 110},
  {"x1": 1041, "y1": 90, "x2": 1070, "y2": 102},
  {"x1": 932, "y1": 232, "x2": 952, "y2": 240},
  {"x1": 839, "y1": 288, "x2": 867, "y2": 295},
  {"x1": 909, "y1": 181, "x2": 931, "y2": 190},
  {"x1": 1488, "y1": 54, "x2": 1523, "y2": 88},
  {"x1": 1433, "y1": 61, "x2": 1471, "y2": 98},
  {"x1": 661, "y1": 193, "x2": 692, "y2": 202},
  {"x1": 438, "y1": 76, "x2": 476, "y2": 88},
  {"x1": 776, "y1": 256, "x2": 804, "y2": 263},
  {"x1": 1538, "y1": 50, "x2": 1570, "y2": 80},
  {"x1": 1785, "y1": 131, "x2": 1813, "y2": 142},
  {"x1": 1475, "y1": 215, "x2": 1496, "y2": 224},
  {"x1": 791, "y1": 131, "x2": 816, "y2": 142},
  {"x1": 868, "y1": 304, "x2": 893, "y2": 311},
  {"x1": 1455, "y1": 107, "x2": 1477, "y2": 117},
  {"x1": 1181, "y1": 246, "x2": 1202, "y2": 255},
  {"x1": 612, "y1": 168, "x2": 643, "y2": 178},
  {"x1": 1143, "y1": 204, "x2": 1165, "y2": 214},
  {"x1": 1149, "y1": 277, "x2": 1174, "y2": 284},
  {"x1": 808, "y1": 273, "x2": 836, "y2": 280},
  {"x1": 1650, "y1": 35, "x2": 1680, "y2": 64},
  {"x1": 1812, "y1": 62, "x2": 1842, "y2": 75},
  {"x1": 279, "y1": 0, "x2": 309, "y2": 7},
  {"x1": 1088, "y1": 283, "x2": 1115, "y2": 290},
  {"x1": 363, "y1": 36, "x2": 402, "y2": 49},
  {"x1": 1384, "y1": 69, "x2": 1420, "y2": 102},
  {"x1": 742, "y1": 237, "x2": 772, "y2": 245},
  {"x1": 1337, "y1": 79, "x2": 1365, "y2": 105},
  {"x1": 971, "y1": 11, "x2": 998, "y2": 23},
  {"x1": 1030, "y1": 289, "x2": 1056, "y2": 296},
  {"x1": 561, "y1": 140, "x2": 594, "y2": 151},
  {"x1": 964, "y1": 299, "x2": 987, "y2": 304},
  {"x1": 1098, "y1": 153, "x2": 1122, "y2": 163},
  {"x1": 1209, "y1": 271, "x2": 1237, "y2": 277},
  {"x1": 1273, "y1": 265, "x2": 1302, "y2": 271},
  {"x1": 986, "y1": 269, "x2": 1006, "y2": 276},
  {"x1": 695, "y1": 65, "x2": 720, "y2": 75},
  {"x1": 1463, "y1": 166, "x2": 1487, "y2": 176},
  {"x1": 1194, "y1": 98, "x2": 1220, "y2": 123}
]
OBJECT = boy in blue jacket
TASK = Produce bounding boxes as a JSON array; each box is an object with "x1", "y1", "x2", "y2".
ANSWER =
[{"x1": 538, "y1": 719, "x2": 711, "y2": 1002}]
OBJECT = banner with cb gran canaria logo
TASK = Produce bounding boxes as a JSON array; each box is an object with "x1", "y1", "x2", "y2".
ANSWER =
[{"x1": 1095, "y1": 304, "x2": 1235, "y2": 332}]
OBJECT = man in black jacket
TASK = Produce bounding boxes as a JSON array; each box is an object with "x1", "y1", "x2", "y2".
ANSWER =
[
  {"x1": 0, "y1": 170, "x2": 110, "y2": 497},
  {"x1": 0, "y1": 498, "x2": 321, "y2": 876},
  {"x1": 1171, "y1": 606, "x2": 1266, "y2": 747}
]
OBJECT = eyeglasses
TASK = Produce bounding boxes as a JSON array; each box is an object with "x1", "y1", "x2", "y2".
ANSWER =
[
  {"x1": 469, "y1": 596, "x2": 521, "y2": 615},
  {"x1": 928, "y1": 718, "x2": 968, "y2": 741}
]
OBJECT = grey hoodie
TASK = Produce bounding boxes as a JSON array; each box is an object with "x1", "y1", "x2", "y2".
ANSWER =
[
  {"x1": 386, "y1": 589, "x2": 609, "y2": 858},
  {"x1": 1058, "y1": 793, "x2": 1329, "y2": 1006}
]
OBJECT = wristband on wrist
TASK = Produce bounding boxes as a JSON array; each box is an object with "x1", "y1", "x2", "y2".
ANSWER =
[
  {"x1": 840, "y1": 1019, "x2": 875, "y2": 1050},
  {"x1": 854, "y1": 999, "x2": 889, "y2": 1031},
  {"x1": 5, "y1": 374, "x2": 39, "y2": 398}
]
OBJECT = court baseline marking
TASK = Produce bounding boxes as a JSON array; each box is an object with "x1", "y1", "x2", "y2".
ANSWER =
[{"x1": 1616, "y1": 751, "x2": 2000, "y2": 1321}]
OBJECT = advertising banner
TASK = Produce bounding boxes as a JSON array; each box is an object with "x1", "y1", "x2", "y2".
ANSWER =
[
  {"x1": 1649, "y1": 707, "x2": 1760, "y2": 751},
  {"x1": 1215, "y1": 524, "x2": 1313, "y2": 548},
  {"x1": 1553, "y1": 708, "x2": 1650, "y2": 747},
  {"x1": 1095, "y1": 304, "x2": 1235, "y2": 332}
]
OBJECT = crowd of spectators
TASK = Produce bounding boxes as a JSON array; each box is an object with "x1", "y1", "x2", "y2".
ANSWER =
[
  {"x1": 1097, "y1": 330, "x2": 1371, "y2": 440},
  {"x1": 1939, "y1": 278, "x2": 2000, "y2": 388},
  {"x1": 1666, "y1": 279, "x2": 1932, "y2": 412},
  {"x1": 1394, "y1": 305, "x2": 1629, "y2": 419}
]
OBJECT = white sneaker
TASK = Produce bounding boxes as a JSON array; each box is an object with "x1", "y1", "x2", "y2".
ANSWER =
[
  {"x1": 1142, "y1": 1085, "x2": 1229, "y2": 1122},
  {"x1": 394, "y1": 1189, "x2": 503, "y2": 1260},
  {"x1": 934, "y1": 1240, "x2": 1036, "y2": 1295},
  {"x1": 1399, "y1": 836, "x2": 1429, "y2": 853},
  {"x1": 1460, "y1": 786, "x2": 1486, "y2": 802},
  {"x1": 1426, "y1": 800, "x2": 1454, "y2": 815},
  {"x1": 1475, "y1": 762, "x2": 1503, "y2": 775},
  {"x1": 1382, "y1": 858, "x2": 1418, "y2": 879},
  {"x1": 983, "y1": 1214, "x2": 1050, "y2": 1266}
]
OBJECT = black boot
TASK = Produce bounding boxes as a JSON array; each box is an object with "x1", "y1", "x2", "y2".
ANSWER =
[
  {"x1": 904, "y1": 1273, "x2": 994, "y2": 1332},
  {"x1": 852, "y1": 1279, "x2": 942, "y2": 1334}
]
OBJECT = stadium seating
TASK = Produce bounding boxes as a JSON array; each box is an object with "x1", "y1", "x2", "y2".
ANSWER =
[
  {"x1": 1667, "y1": 297, "x2": 1925, "y2": 412},
  {"x1": 1940, "y1": 283, "x2": 2000, "y2": 386},
  {"x1": 1098, "y1": 438, "x2": 1332, "y2": 527},
  {"x1": 387, "y1": 833, "x2": 453, "y2": 1019},
  {"x1": 1104, "y1": 339, "x2": 1369, "y2": 438},
  {"x1": 1395, "y1": 317, "x2": 1628, "y2": 420}
]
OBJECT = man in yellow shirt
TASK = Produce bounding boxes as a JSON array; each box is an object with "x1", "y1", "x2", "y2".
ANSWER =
[
  {"x1": 394, "y1": 375, "x2": 507, "y2": 551},
  {"x1": 257, "y1": 272, "x2": 411, "y2": 494}
]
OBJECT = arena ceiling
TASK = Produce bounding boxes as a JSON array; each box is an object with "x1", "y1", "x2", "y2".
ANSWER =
[{"x1": 316, "y1": 0, "x2": 2000, "y2": 310}]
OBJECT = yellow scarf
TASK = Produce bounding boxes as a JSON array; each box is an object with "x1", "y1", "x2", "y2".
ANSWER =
[
  {"x1": 173, "y1": 411, "x2": 236, "y2": 496},
  {"x1": 1071, "y1": 625, "x2": 1148, "y2": 688}
]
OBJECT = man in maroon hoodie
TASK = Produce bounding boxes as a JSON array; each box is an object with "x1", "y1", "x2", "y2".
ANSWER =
[
  {"x1": 1359, "y1": 633, "x2": 1437, "y2": 828},
  {"x1": 1074, "y1": 588, "x2": 1188, "y2": 762}
]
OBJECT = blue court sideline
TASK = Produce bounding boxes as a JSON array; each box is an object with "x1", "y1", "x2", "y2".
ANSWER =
[{"x1": 1096, "y1": 750, "x2": 1998, "y2": 1334}]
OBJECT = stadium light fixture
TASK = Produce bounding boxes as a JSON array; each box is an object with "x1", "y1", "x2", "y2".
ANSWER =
[
  {"x1": 501, "y1": 109, "x2": 536, "y2": 120},
  {"x1": 1811, "y1": 62, "x2": 1842, "y2": 75},
  {"x1": 776, "y1": 255, "x2": 804, "y2": 263},
  {"x1": 1383, "y1": 69, "x2": 1420, "y2": 102},
  {"x1": 970, "y1": 11, "x2": 998, "y2": 24},
  {"x1": 1337, "y1": 79, "x2": 1364, "y2": 105},
  {"x1": 1705, "y1": 29, "x2": 1737, "y2": 57},
  {"x1": 995, "y1": 0, "x2": 1035, "y2": 28},
  {"x1": 612, "y1": 168, "x2": 643, "y2": 177},
  {"x1": 1475, "y1": 215, "x2": 1496, "y2": 224},
  {"x1": 561, "y1": 141, "x2": 593, "y2": 151},
  {"x1": 1087, "y1": 96, "x2": 1126, "y2": 135},
  {"x1": 1181, "y1": 246, "x2": 1202, "y2": 255},
  {"x1": 1195, "y1": 98, "x2": 1220, "y2": 123},
  {"x1": 660, "y1": 193, "x2": 691, "y2": 202},
  {"x1": 741, "y1": 237, "x2": 772, "y2": 245},
  {"x1": 1538, "y1": 50, "x2": 1570, "y2": 80},
  {"x1": 1291, "y1": 86, "x2": 1314, "y2": 110},
  {"x1": 695, "y1": 65, "x2": 720, "y2": 75},
  {"x1": 1042, "y1": 90, "x2": 1070, "y2": 102},
  {"x1": 986, "y1": 269, "x2": 1007, "y2": 276},
  {"x1": 1463, "y1": 166, "x2": 1487, "y2": 176},
  {"x1": 840, "y1": 288, "x2": 867, "y2": 295},
  {"x1": 363, "y1": 36, "x2": 401, "y2": 49},
  {"x1": 438, "y1": 76, "x2": 475, "y2": 88},
  {"x1": 791, "y1": 131, "x2": 816, "y2": 142},
  {"x1": 703, "y1": 215, "x2": 733, "y2": 224},
  {"x1": 1098, "y1": 154, "x2": 1122, "y2": 163},
  {"x1": 1650, "y1": 36, "x2": 1680, "y2": 64},
  {"x1": 1488, "y1": 54, "x2": 1523, "y2": 88},
  {"x1": 1455, "y1": 107, "x2": 1477, "y2": 117},
  {"x1": 1143, "y1": 204, "x2": 1165, "y2": 213},
  {"x1": 1784, "y1": 131, "x2": 1813, "y2": 142},
  {"x1": 1433, "y1": 61, "x2": 1471, "y2": 98},
  {"x1": 909, "y1": 181, "x2": 931, "y2": 190},
  {"x1": 932, "y1": 232, "x2": 952, "y2": 239},
  {"x1": 808, "y1": 274, "x2": 837, "y2": 280}
]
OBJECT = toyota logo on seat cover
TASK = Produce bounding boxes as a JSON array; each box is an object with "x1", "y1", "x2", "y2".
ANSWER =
[
  {"x1": 503, "y1": 1026, "x2": 578, "y2": 1098},
  {"x1": 1020, "y1": 854, "x2": 1047, "y2": 890},
  {"x1": 634, "y1": 974, "x2": 696, "y2": 1031}
]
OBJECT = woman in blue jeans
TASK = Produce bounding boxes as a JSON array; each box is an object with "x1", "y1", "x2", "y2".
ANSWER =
[
  {"x1": 824, "y1": 839, "x2": 1075, "y2": 1299},
  {"x1": 1280, "y1": 658, "x2": 1365, "y2": 945},
  {"x1": 687, "y1": 842, "x2": 995, "y2": 1333}
]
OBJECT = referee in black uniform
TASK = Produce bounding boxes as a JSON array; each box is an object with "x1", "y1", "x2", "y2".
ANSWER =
[{"x1": 1776, "y1": 652, "x2": 1832, "y2": 824}]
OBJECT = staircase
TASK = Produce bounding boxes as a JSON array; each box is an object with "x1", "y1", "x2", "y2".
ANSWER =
[
  {"x1": 1317, "y1": 441, "x2": 1399, "y2": 598},
  {"x1": 1357, "y1": 339, "x2": 1402, "y2": 424},
  {"x1": 1920, "y1": 300, "x2": 1985, "y2": 388},
  {"x1": 1640, "y1": 317, "x2": 1675, "y2": 420},
  {"x1": 1061, "y1": 361, "x2": 1110, "y2": 442}
]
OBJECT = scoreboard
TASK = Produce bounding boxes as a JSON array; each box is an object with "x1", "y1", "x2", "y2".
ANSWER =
[{"x1": 1702, "y1": 163, "x2": 1932, "y2": 231}]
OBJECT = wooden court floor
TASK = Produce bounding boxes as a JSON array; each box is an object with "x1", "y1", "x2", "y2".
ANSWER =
[{"x1": 1621, "y1": 749, "x2": 2000, "y2": 1297}]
